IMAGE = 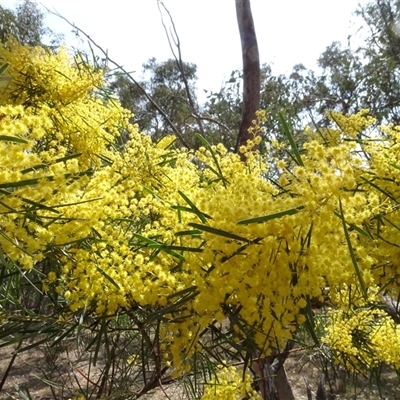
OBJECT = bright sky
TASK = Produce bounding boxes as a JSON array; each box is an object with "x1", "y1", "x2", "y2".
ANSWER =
[{"x1": 1, "y1": 0, "x2": 368, "y2": 99}]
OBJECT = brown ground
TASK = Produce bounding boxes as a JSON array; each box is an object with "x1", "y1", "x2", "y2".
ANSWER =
[{"x1": 1, "y1": 340, "x2": 400, "y2": 400}]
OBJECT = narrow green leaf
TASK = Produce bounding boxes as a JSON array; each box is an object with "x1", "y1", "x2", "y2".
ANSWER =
[
  {"x1": 238, "y1": 206, "x2": 305, "y2": 225},
  {"x1": 148, "y1": 287, "x2": 200, "y2": 322},
  {"x1": 21, "y1": 153, "x2": 82, "y2": 174},
  {"x1": 95, "y1": 153, "x2": 113, "y2": 166},
  {"x1": 156, "y1": 136, "x2": 177, "y2": 149},
  {"x1": 46, "y1": 197, "x2": 101, "y2": 209},
  {"x1": 54, "y1": 69, "x2": 72, "y2": 81},
  {"x1": 349, "y1": 224, "x2": 372, "y2": 238},
  {"x1": 93, "y1": 320, "x2": 106, "y2": 366},
  {"x1": 188, "y1": 222, "x2": 249, "y2": 242},
  {"x1": 185, "y1": 323, "x2": 201, "y2": 359},
  {"x1": 0, "y1": 199, "x2": 16, "y2": 213},
  {"x1": 196, "y1": 134, "x2": 228, "y2": 187},
  {"x1": 167, "y1": 285, "x2": 199, "y2": 300},
  {"x1": 174, "y1": 229, "x2": 202, "y2": 237},
  {"x1": 114, "y1": 217, "x2": 136, "y2": 224},
  {"x1": 131, "y1": 233, "x2": 184, "y2": 260},
  {"x1": 171, "y1": 205, "x2": 212, "y2": 221},
  {"x1": 14, "y1": 385, "x2": 33, "y2": 400},
  {"x1": 242, "y1": 350, "x2": 252, "y2": 380},
  {"x1": 302, "y1": 295, "x2": 320, "y2": 346},
  {"x1": 171, "y1": 205, "x2": 197, "y2": 213},
  {"x1": 20, "y1": 198, "x2": 60, "y2": 214},
  {"x1": 178, "y1": 190, "x2": 211, "y2": 223},
  {"x1": 143, "y1": 185, "x2": 165, "y2": 201},
  {"x1": 0, "y1": 135, "x2": 28, "y2": 144},
  {"x1": 360, "y1": 176, "x2": 397, "y2": 203},
  {"x1": 205, "y1": 165, "x2": 223, "y2": 179},
  {"x1": 220, "y1": 241, "x2": 256, "y2": 263},
  {"x1": 0, "y1": 229, "x2": 31, "y2": 255},
  {"x1": 52, "y1": 323, "x2": 78, "y2": 347},
  {"x1": 147, "y1": 244, "x2": 185, "y2": 260},
  {"x1": 0, "y1": 246, "x2": 7, "y2": 266},
  {"x1": 333, "y1": 211, "x2": 372, "y2": 238},
  {"x1": 130, "y1": 233, "x2": 159, "y2": 245},
  {"x1": 382, "y1": 216, "x2": 400, "y2": 234},
  {"x1": 12, "y1": 169, "x2": 36, "y2": 183},
  {"x1": 55, "y1": 153, "x2": 83, "y2": 163},
  {"x1": 95, "y1": 265, "x2": 120, "y2": 289},
  {"x1": 278, "y1": 112, "x2": 304, "y2": 166},
  {"x1": 389, "y1": 162, "x2": 400, "y2": 171},
  {"x1": 17, "y1": 336, "x2": 50, "y2": 353},
  {"x1": 157, "y1": 156, "x2": 178, "y2": 167},
  {"x1": 0, "y1": 62, "x2": 10, "y2": 76},
  {"x1": 338, "y1": 198, "x2": 367, "y2": 300},
  {"x1": 31, "y1": 375, "x2": 62, "y2": 389},
  {"x1": 208, "y1": 323, "x2": 247, "y2": 356}
]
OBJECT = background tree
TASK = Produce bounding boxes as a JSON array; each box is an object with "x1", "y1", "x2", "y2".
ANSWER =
[
  {"x1": 356, "y1": 0, "x2": 400, "y2": 123},
  {"x1": 288, "y1": 0, "x2": 400, "y2": 127},
  {"x1": 107, "y1": 1, "x2": 400, "y2": 154},
  {"x1": 111, "y1": 58, "x2": 201, "y2": 146},
  {"x1": 204, "y1": 64, "x2": 304, "y2": 152},
  {"x1": 0, "y1": 0, "x2": 61, "y2": 47}
]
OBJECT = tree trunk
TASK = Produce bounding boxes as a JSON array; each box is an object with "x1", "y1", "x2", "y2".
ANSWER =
[
  {"x1": 252, "y1": 342, "x2": 296, "y2": 400},
  {"x1": 235, "y1": 0, "x2": 260, "y2": 156},
  {"x1": 235, "y1": 3, "x2": 293, "y2": 399}
]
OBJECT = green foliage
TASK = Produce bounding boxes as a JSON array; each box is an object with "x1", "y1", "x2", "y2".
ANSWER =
[
  {"x1": 0, "y1": 0, "x2": 61, "y2": 47},
  {"x1": 111, "y1": 58, "x2": 201, "y2": 146},
  {"x1": 291, "y1": 0, "x2": 400, "y2": 127}
]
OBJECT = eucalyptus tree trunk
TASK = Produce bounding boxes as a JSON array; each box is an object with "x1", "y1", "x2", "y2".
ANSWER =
[
  {"x1": 235, "y1": 2, "x2": 294, "y2": 398},
  {"x1": 235, "y1": 0, "x2": 260, "y2": 156}
]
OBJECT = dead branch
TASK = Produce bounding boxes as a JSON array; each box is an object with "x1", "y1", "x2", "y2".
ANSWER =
[{"x1": 157, "y1": 0, "x2": 206, "y2": 138}]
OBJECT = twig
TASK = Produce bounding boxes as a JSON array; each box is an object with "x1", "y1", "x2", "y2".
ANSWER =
[
  {"x1": 43, "y1": 6, "x2": 191, "y2": 150},
  {"x1": 75, "y1": 367, "x2": 108, "y2": 391},
  {"x1": 158, "y1": 377, "x2": 172, "y2": 400},
  {"x1": 157, "y1": 0, "x2": 206, "y2": 137},
  {"x1": 0, "y1": 338, "x2": 24, "y2": 391},
  {"x1": 191, "y1": 113, "x2": 233, "y2": 134}
]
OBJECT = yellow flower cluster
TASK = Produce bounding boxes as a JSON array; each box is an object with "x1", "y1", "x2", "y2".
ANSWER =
[
  {"x1": 323, "y1": 302, "x2": 400, "y2": 371},
  {"x1": 3, "y1": 38, "x2": 400, "y2": 381},
  {"x1": 328, "y1": 109, "x2": 376, "y2": 139},
  {"x1": 0, "y1": 39, "x2": 137, "y2": 270},
  {"x1": 201, "y1": 364, "x2": 261, "y2": 400},
  {"x1": 0, "y1": 37, "x2": 125, "y2": 167}
]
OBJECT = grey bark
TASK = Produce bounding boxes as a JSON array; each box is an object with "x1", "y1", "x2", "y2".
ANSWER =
[
  {"x1": 235, "y1": 0, "x2": 261, "y2": 156},
  {"x1": 252, "y1": 341, "x2": 295, "y2": 400}
]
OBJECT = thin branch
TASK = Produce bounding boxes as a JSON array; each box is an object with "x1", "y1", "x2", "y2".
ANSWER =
[
  {"x1": 157, "y1": 0, "x2": 206, "y2": 137},
  {"x1": 191, "y1": 113, "x2": 233, "y2": 134},
  {"x1": 44, "y1": 7, "x2": 191, "y2": 150}
]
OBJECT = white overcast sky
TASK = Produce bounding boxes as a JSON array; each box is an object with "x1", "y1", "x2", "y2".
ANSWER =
[{"x1": 0, "y1": 0, "x2": 368, "y2": 99}]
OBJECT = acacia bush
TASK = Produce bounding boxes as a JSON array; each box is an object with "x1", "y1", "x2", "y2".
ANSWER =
[{"x1": 1, "y1": 37, "x2": 400, "y2": 399}]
